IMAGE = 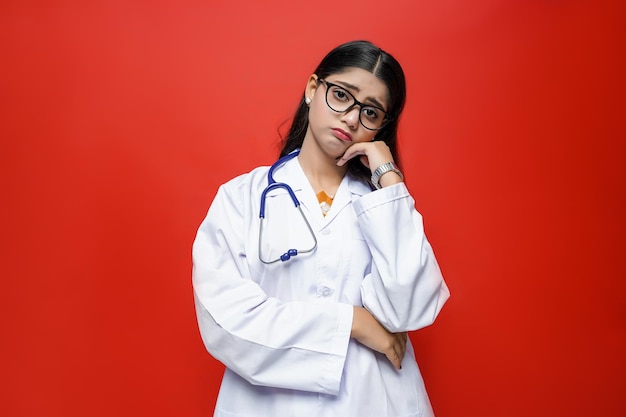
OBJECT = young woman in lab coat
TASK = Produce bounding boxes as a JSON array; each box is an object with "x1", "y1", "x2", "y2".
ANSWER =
[{"x1": 192, "y1": 40, "x2": 450, "y2": 417}]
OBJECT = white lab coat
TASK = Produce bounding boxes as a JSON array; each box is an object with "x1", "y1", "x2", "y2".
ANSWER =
[{"x1": 192, "y1": 156, "x2": 450, "y2": 417}]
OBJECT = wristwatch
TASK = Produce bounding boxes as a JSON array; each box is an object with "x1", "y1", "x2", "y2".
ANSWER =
[{"x1": 371, "y1": 162, "x2": 403, "y2": 189}]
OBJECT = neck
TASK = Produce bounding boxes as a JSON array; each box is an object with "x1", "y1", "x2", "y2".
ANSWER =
[{"x1": 298, "y1": 138, "x2": 347, "y2": 196}]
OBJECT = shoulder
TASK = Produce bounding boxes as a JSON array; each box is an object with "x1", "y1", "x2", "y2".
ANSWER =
[{"x1": 218, "y1": 165, "x2": 271, "y2": 200}]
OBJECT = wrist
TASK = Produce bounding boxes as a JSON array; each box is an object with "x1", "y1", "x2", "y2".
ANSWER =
[
  {"x1": 371, "y1": 162, "x2": 403, "y2": 189},
  {"x1": 378, "y1": 170, "x2": 403, "y2": 188},
  {"x1": 351, "y1": 306, "x2": 366, "y2": 338}
]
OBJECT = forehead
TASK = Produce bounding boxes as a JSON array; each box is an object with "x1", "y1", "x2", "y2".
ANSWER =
[{"x1": 324, "y1": 67, "x2": 390, "y2": 108}]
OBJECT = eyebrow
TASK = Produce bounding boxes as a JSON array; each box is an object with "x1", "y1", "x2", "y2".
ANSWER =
[{"x1": 333, "y1": 80, "x2": 387, "y2": 111}]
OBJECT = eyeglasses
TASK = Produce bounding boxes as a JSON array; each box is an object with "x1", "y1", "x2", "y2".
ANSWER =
[{"x1": 318, "y1": 78, "x2": 391, "y2": 131}]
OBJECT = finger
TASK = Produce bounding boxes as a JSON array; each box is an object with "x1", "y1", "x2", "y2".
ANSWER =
[
  {"x1": 396, "y1": 333, "x2": 407, "y2": 363},
  {"x1": 337, "y1": 144, "x2": 368, "y2": 166},
  {"x1": 393, "y1": 344, "x2": 404, "y2": 369},
  {"x1": 358, "y1": 155, "x2": 370, "y2": 169},
  {"x1": 337, "y1": 150, "x2": 364, "y2": 166},
  {"x1": 396, "y1": 345, "x2": 405, "y2": 368},
  {"x1": 393, "y1": 333, "x2": 406, "y2": 352},
  {"x1": 387, "y1": 349, "x2": 401, "y2": 370}
]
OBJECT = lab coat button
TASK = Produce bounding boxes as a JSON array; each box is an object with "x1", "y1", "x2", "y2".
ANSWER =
[
  {"x1": 321, "y1": 229, "x2": 331, "y2": 235},
  {"x1": 316, "y1": 286, "x2": 334, "y2": 298}
]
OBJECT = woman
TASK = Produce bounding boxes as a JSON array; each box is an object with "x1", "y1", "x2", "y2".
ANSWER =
[{"x1": 192, "y1": 40, "x2": 450, "y2": 417}]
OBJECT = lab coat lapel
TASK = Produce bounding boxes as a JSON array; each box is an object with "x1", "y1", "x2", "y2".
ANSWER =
[
  {"x1": 272, "y1": 157, "x2": 325, "y2": 229},
  {"x1": 272, "y1": 158, "x2": 372, "y2": 227},
  {"x1": 322, "y1": 173, "x2": 371, "y2": 224}
]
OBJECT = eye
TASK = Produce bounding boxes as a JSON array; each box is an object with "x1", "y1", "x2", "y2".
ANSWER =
[
  {"x1": 362, "y1": 106, "x2": 382, "y2": 120},
  {"x1": 331, "y1": 86, "x2": 351, "y2": 102}
]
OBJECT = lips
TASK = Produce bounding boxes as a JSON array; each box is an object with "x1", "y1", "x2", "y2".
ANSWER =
[{"x1": 331, "y1": 128, "x2": 352, "y2": 142}]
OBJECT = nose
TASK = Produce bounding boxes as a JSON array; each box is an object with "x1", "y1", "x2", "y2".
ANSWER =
[{"x1": 341, "y1": 106, "x2": 360, "y2": 129}]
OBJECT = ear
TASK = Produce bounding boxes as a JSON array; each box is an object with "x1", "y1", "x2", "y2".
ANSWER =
[{"x1": 305, "y1": 74, "x2": 319, "y2": 102}]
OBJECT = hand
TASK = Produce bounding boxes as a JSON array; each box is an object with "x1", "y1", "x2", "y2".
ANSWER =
[
  {"x1": 351, "y1": 306, "x2": 408, "y2": 370},
  {"x1": 336, "y1": 141, "x2": 403, "y2": 188},
  {"x1": 336, "y1": 141, "x2": 394, "y2": 171}
]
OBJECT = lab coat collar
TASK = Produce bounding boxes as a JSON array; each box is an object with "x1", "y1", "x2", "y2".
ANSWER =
[{"x1": 270, "y1": 155, "x2": 372, "y2": 227}]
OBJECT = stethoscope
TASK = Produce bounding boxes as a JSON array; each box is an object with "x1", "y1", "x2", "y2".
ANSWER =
[{"x1": 258, "y1": 149, "x2": 318, "y2": 264}]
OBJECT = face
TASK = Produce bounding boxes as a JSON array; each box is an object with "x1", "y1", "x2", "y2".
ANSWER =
[{"x1": 303, "y1": 67, "x2": 390, "y2": 159}]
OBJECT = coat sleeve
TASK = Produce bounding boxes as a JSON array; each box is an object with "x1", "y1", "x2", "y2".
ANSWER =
[
  {"x1": 353, "y1": 183, "x2": 450, "y2": 333},
  {"x1": 192, "y1": 180, "x2": 353, "y2": 395}
]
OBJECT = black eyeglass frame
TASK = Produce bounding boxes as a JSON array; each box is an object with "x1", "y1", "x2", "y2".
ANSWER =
[{"x1": 317, "y1": 78, "x2": 392, "y2": 131}]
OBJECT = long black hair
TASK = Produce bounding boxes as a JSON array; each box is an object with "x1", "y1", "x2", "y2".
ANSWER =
[{"x1": 279, "y1": 40, "x2": 407, "y2": 183}]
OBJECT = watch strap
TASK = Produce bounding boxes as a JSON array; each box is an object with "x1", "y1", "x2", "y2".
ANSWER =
[{"x1": 371, "y1": 162, "x2": 403, "y2": 189}]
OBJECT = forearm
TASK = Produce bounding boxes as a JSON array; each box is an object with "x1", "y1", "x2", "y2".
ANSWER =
[
  {"x1": 194, "y1": 291, "x2": 353, "y2": 394},
  {"x1": 354, "y1": 183, "x2": 450, "y2": 332},
  {"x1": 350, "y1": 306, "x2": 407, "y2": 370}
]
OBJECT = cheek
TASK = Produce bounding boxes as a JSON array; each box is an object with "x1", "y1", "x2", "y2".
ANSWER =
[
  {"x1": 308, "y1": 100, "x2": 330, "y2": 126},
  {"x1": 309, "y1": 100, "x2": 323, "y2": 124}
]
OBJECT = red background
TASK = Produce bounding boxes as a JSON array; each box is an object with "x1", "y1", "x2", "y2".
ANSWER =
[{"x1": 1, "y1": 1, "x2": 624, "y2": 416}]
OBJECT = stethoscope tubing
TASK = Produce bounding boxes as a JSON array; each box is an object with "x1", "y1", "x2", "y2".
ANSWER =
[{"x1": 258, "y1": 150, "x2": 318, "y2": 264}]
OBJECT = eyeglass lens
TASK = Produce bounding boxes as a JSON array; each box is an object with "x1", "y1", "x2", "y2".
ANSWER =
[{"x1": 323, "y1": 82, "x2": 386, "y2": 130}]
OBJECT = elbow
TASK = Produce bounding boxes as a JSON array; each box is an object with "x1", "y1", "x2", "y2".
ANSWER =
[
  {"x1": 373, "y1": 280, "x2": 450, "y2": 333},
  {"x1": 406, "y1": 281, "x2": 450, "y2": 331}
]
